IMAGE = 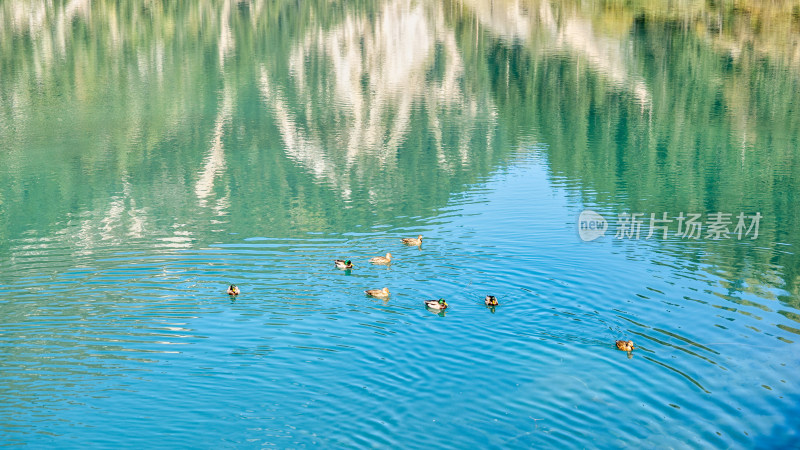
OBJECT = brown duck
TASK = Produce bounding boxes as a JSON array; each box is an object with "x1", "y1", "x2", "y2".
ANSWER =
[{"x1": 615, "y1": 340, "x2": 635, "y2": 352}]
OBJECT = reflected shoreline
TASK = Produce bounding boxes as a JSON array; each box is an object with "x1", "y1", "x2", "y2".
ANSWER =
[{"x1": 0, "y1": 0, "x2": 798, "y2": 378}]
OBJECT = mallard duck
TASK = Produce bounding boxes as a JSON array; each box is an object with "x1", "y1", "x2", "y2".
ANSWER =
[
  {"x1": 424, "y1": 299, "x2": 448, "y2": 310},
  {"x1": 227, "y1": 285, "x2": 240, "y2": 296},
  {"x1": 485, "y1": 295, "x2": 499, "y2": 306},
  {"x1": 369, "y1": 252, "x2": 392, "y2": 265},
  {"x1": 401, "y1": 235, "x2": 423, "y2": 246},
  {"x1": 334, "y1": 259, "x2": 354, "y2": 269},
  {"x1": 616, "y1": 340, "x2": 635, "y2": 352},
  {"x1": 365, "y1": 287, "x2": 390, "y2": 298}
]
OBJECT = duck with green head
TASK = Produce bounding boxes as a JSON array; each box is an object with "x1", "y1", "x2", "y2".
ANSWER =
[
  {"x1": 334, "y1": 259, "x2": 354, "y2": 269},
  {"x1": 485, "y1": 295, "x2": 499, "y2": 306},
  {"x1": 227, "y1": 285, "x2": 240, "y2": 296},
  {"x1": 424, "y1": 299, "x2": 448, "y2": 310}
]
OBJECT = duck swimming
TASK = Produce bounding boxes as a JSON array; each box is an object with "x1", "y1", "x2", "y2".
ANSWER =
[
  {"x1": 334, "y1": 259, "x2": 354, "y2": 269},
  {"x1": 424, "y1": 299, "x2": 448, "y2": 310},
  {"x1": 401, "y1": 235, "x2": 423, "y2": 246},
  {"x1": 616, "y1": 340, "x2": 635, "y2": 352},
  {"x1": 485, "y1": 295, "x2": 499, "y2": 306},
  {"x1": 370, "y1": 252, "x2": 392, "y2": 265},
  {"x1": 227, "y1": 285, "x2": 240, "y2": 296},
  {"x1": 365, "y1": 287, "x2": 390, "y2": 298}
]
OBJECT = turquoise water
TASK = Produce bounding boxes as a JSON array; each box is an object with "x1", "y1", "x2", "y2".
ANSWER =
[{"x1": 2, "y1": 0, "x2": 800, "y2": 447}]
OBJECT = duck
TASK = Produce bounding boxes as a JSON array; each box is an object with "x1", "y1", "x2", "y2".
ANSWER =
[
  {"x1": 401, "y1": 235, "x2": 423, "y2": 246},
  {"x1": 334, "y1": 259, "x2": 354, "y2": 269},
  {"x1": 616, "y1": 340, "x2": 635, "y2": 352},
  {"x1": 485, "y1": 295, "x2": 499, "y2": 306},
  {"x1": 365, "y1": 287, "x2": 390, "y2": 298},
  {"x1": 227, "y1": 285, "x2": 240, "y2": 296},
  {"x1": 424, "y1": 299, "x2": 448, "y2": 310},
  {"x1": 369, "y1": 252, "x2": 392, "y2": 265}
]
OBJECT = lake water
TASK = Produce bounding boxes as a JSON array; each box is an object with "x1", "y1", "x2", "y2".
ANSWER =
[{"x1": 1, "y1": 0, "x2": 799, "y2": 447}]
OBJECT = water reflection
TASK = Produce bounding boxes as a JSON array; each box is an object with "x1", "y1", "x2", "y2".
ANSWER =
[
  {"x1": 259, "y1": 0, "x2": 496, "y2": 200},
  {"x1": 0, "y1": 0, "x2": 799, "y2": 446},
  {"x1": 195, "y1": 83, "x2": 233, "y2": 212},
  {"x1": 462, "y1": 0, "x2": 651, "y2": 105},
  {"x1": 450, "y1": 0, "x2": 800, "y2": 305}
]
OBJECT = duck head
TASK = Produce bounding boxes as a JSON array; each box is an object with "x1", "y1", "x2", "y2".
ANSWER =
[{"x1": 616, "y1": 340, "x2": 635, "y2": 351}]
